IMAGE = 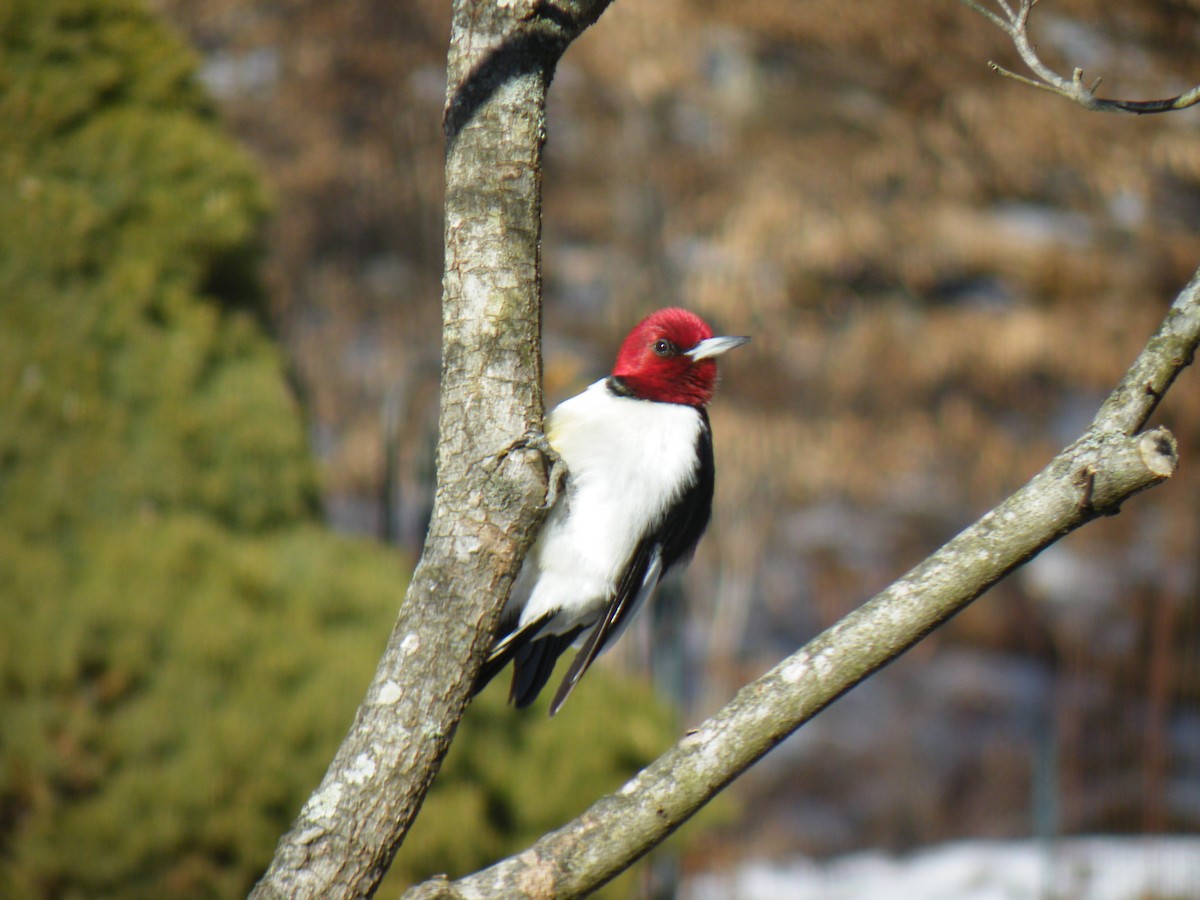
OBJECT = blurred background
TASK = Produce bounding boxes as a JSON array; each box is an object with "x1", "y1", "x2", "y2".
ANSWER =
[{"x1": 4, "y1": 0, "x2": 1200, "y2": 896}]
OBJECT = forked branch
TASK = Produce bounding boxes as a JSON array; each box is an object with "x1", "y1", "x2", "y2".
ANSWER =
[{"x1": 960, "y1": 0, "x2": 1200, "y2": 113}]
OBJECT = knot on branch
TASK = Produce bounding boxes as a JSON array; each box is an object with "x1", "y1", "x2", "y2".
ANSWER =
[
  {"x1": 1075, "y1": 426, "x2": 1177, "y2": 517},
  {"x1": 1138, "y1": 428, "x2": 1179, "y2": 478}
]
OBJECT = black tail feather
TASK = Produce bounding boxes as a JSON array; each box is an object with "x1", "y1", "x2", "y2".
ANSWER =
[
  {"x1": 472, "y1": 612, "x2": 584, "y2": 712},
  {"x1": 510, "y1": 628, "x2": 583, "y2": 709}
]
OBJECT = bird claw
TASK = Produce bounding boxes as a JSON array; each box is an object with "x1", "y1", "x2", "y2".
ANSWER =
[{"x1": 494, "y1": 429, "x2": 568, "y2": 510}]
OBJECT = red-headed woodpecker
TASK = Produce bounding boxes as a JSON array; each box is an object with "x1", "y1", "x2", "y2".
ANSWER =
[{"x1": 473, "y1": 308, "x2": 749, "y2": 715}]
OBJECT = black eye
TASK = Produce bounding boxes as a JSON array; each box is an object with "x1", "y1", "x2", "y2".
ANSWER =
[{"x1": 652, "y1": 338, "x2": 676, "y2": 357}]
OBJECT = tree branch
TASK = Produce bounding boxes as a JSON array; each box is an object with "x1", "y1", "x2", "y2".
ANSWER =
[
  {"x1": 250, "y1": 2, "x2": 614, "y2": 897},
  {"x1": 402, "y1": 265, "x2": 1199, "y2": 898},
  {"x1": 960, "y1": 0, "x2": 1200, "y2": 113}
]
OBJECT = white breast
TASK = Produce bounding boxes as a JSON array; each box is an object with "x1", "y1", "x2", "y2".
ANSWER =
[{"x1": 510, "y1": 379, "x2": 703, "y2": 632}]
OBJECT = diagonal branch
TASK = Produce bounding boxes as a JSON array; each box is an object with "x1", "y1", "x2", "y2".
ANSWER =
[
  {"x1": 403, "y1": 265, "x2": 1200, "y2": 898},
  {"x1": 960, "y1": 0, "x2": 1200, "y2": 113}
]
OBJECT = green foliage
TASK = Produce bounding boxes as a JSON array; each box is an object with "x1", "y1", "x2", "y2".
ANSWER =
[
  {"x1": 0, "y1": 2, "x2": 689, "y2": 897},
  {"x1": 0, "y1": 520, "x2": 403, "y2": 899},
  {"x1": 0, "y1": 0, "x2": 306, "y2": 537},
  {"x1": 0, "y1": 1, "x2": 398, "y2": 894}
]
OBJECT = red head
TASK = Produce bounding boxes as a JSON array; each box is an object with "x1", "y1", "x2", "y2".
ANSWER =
[{"x1": 611, "y1": 308, "x2": 749, "y2": 407}]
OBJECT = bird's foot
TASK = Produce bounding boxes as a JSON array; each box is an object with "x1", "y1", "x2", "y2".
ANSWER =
[{"x1": 493, "y1": 429, "x2": 568, "y2": 510}]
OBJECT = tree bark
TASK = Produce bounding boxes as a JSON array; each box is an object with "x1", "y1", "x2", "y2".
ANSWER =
[
  {"x1": 251, "y1": 2, "x2": 613, "y2": 897},
  {"x1": 402, "y1": 267, "x2": 1199, "y2": 898}
]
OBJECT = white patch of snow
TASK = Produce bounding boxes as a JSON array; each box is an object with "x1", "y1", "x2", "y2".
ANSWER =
[{"x1": 684, "y1": 837, "x2": 1200, "y2": 900}]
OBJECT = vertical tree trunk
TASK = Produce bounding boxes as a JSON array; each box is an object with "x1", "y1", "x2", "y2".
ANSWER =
[{"x1": 250, "y1": 3, "x2": 613, "y2": 897}]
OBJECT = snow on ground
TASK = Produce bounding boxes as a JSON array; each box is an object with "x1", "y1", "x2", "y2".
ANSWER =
[{"x1": 685, "y1": 837, "x2": 1200, "y2": 900}]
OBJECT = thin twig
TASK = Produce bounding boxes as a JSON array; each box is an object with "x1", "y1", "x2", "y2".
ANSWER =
[{"x1": 961, "y1": 0, "x2": 1200, "y2": 114}]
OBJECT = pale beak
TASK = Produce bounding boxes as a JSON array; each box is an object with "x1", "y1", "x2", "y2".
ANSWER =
[{"x1": 687, "y1": 334, "x2": 751, "y2": 361}]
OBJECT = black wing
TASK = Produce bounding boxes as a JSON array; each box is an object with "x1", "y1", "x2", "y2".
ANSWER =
[{"x1": 548, "y1": 410, "x2": 714, "y2": 715}]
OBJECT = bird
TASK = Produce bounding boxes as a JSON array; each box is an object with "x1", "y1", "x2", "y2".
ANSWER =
[{"x1": 473, "y1": 307, "x2": 749, "y2": 716}]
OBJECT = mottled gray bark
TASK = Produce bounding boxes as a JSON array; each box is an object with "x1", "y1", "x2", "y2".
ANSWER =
[
  {"x1": 401, "y1": 269, "x2": 1199, "y2": 898},
  {"x1": 250, "y1": 2, "x2": 613, "y2": 897}
]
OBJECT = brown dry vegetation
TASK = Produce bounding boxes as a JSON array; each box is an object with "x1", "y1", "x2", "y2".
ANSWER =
[{"x1": 158, "y1": 0, "x2": 1200, "y2": 873}]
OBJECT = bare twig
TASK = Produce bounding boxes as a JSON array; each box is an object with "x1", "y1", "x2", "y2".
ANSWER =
[{"x1": 960, "y1": 0, "x2": 1200, "y2": 113}]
